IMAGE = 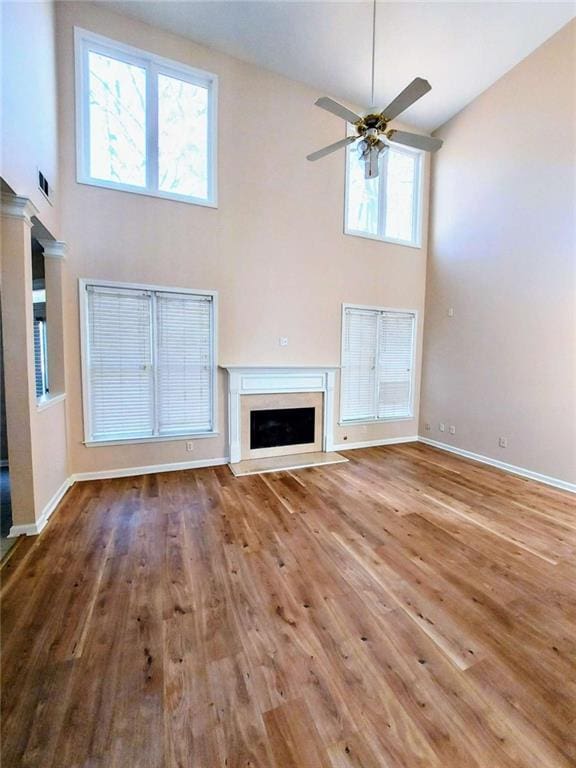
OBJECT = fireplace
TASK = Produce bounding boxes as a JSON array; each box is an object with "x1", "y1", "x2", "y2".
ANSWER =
[
  {"x1": 250, "y1": 407, "x2": 315, "y2": 450},
  {"x1": 223, "y1": 366, "x2": 338, "y2": 463}
]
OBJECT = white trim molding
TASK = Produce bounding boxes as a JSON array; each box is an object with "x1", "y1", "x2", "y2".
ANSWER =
[
  {"x1": 38, "y1": 239, "x2": 67, "y2": 259},
  {"x1": 7, "y1": 457, "x2": 230, "y2": 536},
  {"x1": 1, "y1": 194, "x2": 39, "y2": 226},
  {"x1": 79, "y1": 278, "x2": 219, "y2": 445},
  {"x1": 8, "y1": 477, "x2": 74, "y2": 538},
  {"x1": 418, "y1": 437, "x2": 576, "y2": 494},
  {"x1": 36, "y1": 392, "x2": 66, "y2": 412},
  {"x1": 340, "y1": 303, "x2": 418, "y2": 425},
  {"x1": 72, "y1": 457, "x2": 229, "y2": 482},
  {"x1": 223, "y1": 366, "x2": 339, "y2": 464},
  {"x1": 74, "y1": 27, "x2": 218, "y2": 208},
  {"x1": 332, "y1": 435, "x2": 419, "y2": 451},
  {"x1": 84, "y1": 431, "x2": 220, "y2": 448},
  {"x1": 344, "y1": 142, "x2": 424, "y2": 249}
]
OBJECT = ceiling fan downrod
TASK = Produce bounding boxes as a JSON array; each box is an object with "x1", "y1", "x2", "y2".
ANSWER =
[{"x1": 306, "y1": 0, "x2": 443, "y2": 176}]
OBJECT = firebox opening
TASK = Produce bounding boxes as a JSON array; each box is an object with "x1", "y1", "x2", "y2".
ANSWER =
[{"x1": 250, "y1": 407, "x2": 315, "y2": 450}]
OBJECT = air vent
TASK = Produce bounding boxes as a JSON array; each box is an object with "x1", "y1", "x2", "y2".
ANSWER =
[{"x1": 38, "y1": 170, "x2": 50, "y2": 199}]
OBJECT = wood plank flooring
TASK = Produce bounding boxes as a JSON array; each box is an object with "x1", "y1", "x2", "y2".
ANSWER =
[{"x1": 1, "y1": 443, "x2": 575, "y2": 767}]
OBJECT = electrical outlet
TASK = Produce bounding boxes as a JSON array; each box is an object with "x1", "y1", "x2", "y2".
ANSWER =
[
  {"x1": 439, "y1": 423, "x2": 445, "y2": 432},
  {"x1": 279, "y1": 337, "x2": 288, "y2": 347},
  {"x1": 186, "y1": 441, "x2": 194, "y2": 452},
  {"x1": 498, "y1": 437, "x2": 508, "y2": 448},
  {"x1": 424, "y1": 422, "x2": 431, "y2": 431},
  {"x1": 447, "y1": 307, "x2": 455, "y2": 317},
  {"x1": 449, "y1": 425, "x2": 456, "y2": 435}
]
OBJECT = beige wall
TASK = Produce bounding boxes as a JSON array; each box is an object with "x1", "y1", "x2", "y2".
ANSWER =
[
  {"x1": 56, "y1": 2, "x2": 429, "y2": 475},
  {"x1": 420, "y1": 21, "x2": 576, "y2": 484},
  {"x1": 1, "y1": 0, "x2": 68, "y2": 530},
  {"x1": 31, "y1": 398, "x2": 68, "y2": 514},
  {"x1": 1, "y1": 1, "x2": 60, "y2": 238}
]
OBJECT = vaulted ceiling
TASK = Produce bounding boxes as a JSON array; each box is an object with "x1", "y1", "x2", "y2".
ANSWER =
[{"x1": 102, "y1": 1, "x2": 575, "y2": 131}]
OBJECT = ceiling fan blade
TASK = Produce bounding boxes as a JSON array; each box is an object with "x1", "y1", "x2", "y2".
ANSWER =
[
  {"x1": 315, "y1": 97, "x2": 363, "y2": 125},
  {"x1": 306, "y1": 135, "x2": 357, "y2": 162},
  {"x1": 386, "y1": 129, "x2": 443, "y2": 153},
  {"x1": 380, "y1": 78, "x2": 431, "y2": 121}
]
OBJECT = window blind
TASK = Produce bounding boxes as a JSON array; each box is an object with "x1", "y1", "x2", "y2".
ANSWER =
[
  {"x1": 341, "y1": 309, "x2": 378, "y2": 421},
  {"x1": 156, "y1": 292, "x2": 213, "y2": 435},
  {"x1": 377, "y1": 312, "x2": 415, "y2": 419},
  {"x1": 87, "y1": 286, "x2": 154, "y2": 441},
  {"x1": 84, "y1": 283, "x2": 215, "y2": 442},
  {"x1": 341, "y1": 307, "x2": 415, "y2": 423}
]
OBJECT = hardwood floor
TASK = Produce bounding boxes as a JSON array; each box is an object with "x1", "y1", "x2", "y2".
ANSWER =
[{"x1": 1, "y1": 443, "x2": 575, "y2": 767}]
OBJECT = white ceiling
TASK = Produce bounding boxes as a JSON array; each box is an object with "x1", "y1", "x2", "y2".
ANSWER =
[{"x1": 102, "y1": 1, "x2": 575, "y2": 131}]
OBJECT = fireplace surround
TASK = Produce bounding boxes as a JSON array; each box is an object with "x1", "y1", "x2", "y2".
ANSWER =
[{"x1": 222, "y1": 366, "x2": 338, "y2": 464}]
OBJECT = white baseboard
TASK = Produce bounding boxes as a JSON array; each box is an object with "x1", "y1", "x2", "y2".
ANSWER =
[
  {"x1": 418, "y1": 437, "x2": 576, "y2": 494},
  {"x1": 8, "y1": 477, "x2": 74, "y2": 538},
  {"x1": 8, "y1": 440, "x2": 573, "y2": 541},
  {"x1": 7, "y1": 458, "x2": 231, "y2": 537},
  {"x1": 332, "y1": 435, "x2": 419, "y2": 451},
  {"x1": 72, "y1": 456, "x2": 230, "y2": 482}
]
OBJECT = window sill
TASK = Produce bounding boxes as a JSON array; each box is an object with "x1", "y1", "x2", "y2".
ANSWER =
[
  {"x1": 84, "y1": 431, "x2": 220, "y2": 447},
  {"x1": 77, "y1": 177, "x2": 218, "y2": 209},
  {"x1": 37, "y1": 392, "x2": 66, "y2": 412},
  {"x1": 343, "y1": 229, "x2": 422, "y2": 250},
  {"x1": 338, "y1": 415, "x2": 414, "y2": 427}
]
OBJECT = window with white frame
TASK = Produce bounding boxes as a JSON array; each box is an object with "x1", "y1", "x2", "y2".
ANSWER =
[
  {"x1": 75, "y1": 28, "x2": 217, "y2": 206},
  {"x1": 345, "y1": 143, "x2": 422, "y2": 247},
  {"x1": 81, "y1": 281, "x2": 217, "y2": 444},
  {"x1": 340, "y1": 305, "x2": 416, "y2": 423}
]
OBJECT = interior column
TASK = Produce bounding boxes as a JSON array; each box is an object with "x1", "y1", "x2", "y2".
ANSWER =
[{"x1": 0, "y1": 194, "x2": 39, "y2": 531}]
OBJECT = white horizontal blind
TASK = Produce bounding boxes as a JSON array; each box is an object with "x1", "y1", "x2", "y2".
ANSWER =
[
  {"x1": 377, "y1": 312, "x2": 415, "y2": 419},
  {"x1": 87, "y1": 287, "x2": 154, "y2": 440},
  {"x1": 84, "y1": 283, "x2": 215, "y2": 442},
  {"x1": 341, "y1": 306, "x2": 415, "y2": 423},
  {"x1": 156, "y1": 293, "x2": 213, "y2": 435},
  {"x1": 341, "y1": 308, "x2": 378, "y2": 421}
]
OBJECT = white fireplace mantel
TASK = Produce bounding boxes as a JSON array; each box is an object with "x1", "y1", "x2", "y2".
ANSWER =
[{"x1": 221, "y1": 366, "x2": 339, "y2": 463}]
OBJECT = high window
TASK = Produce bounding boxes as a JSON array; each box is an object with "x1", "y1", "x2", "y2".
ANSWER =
[
  {"x1": 345, "y1": 144, "x2": 422, "y2": 247},
  {"x1": 340, "y1": 305, "x2": 416, "y2": 423},
  {"x1": 75, "y1": 28, "x2": 217, "y2": 206},
  {"x1": 80, "y1": 281, "x2": 217, "y2": 444}
]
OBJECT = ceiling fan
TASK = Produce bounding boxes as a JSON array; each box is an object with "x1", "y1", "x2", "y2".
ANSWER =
[{"x1": 307, "y1": 0, "x2": 443, "y2": 179}]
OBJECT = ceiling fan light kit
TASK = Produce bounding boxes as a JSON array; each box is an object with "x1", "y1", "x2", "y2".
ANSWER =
[{"x1": 307, "y1": 0, "x2": 443, "y2": 179}]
